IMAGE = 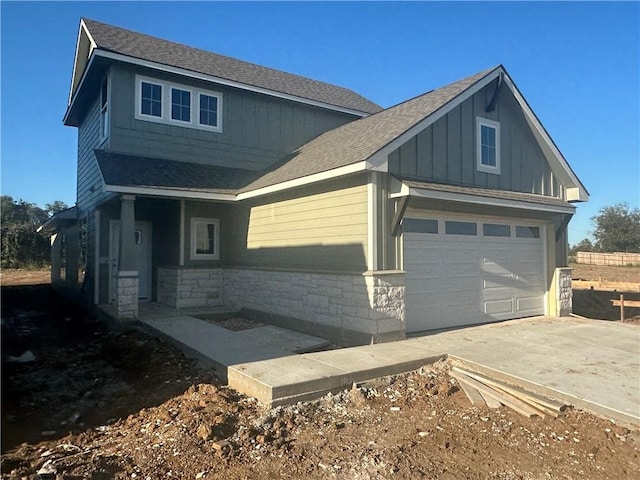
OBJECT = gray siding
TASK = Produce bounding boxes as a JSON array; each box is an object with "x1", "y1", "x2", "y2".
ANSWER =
[
  {"x1": 77, "y1": 95, "x2": 112, "y2": 215},
  {"x1": 389, "y1": 79, "x2": 557, "y2": 197},
  {"x1": 108, "y1": 64, "x2": 359, "y2": 170}
]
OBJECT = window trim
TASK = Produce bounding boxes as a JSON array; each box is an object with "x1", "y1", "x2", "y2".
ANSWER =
[
  {"x1": 135, "y1": 75, "x2": 223, "y2": 133},
  {"x1": 190, "y1": 217, "x2": 220, "y2": 260},
  {"x1": 476, "y1": 117, "x2": 501, "y2": 175}
]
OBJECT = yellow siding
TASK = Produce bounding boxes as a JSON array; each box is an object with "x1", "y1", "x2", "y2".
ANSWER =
[{"x1": 247, "y1": 184, "x2": 368, "y2": 250}]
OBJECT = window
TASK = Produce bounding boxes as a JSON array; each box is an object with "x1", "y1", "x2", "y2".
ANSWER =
[
  {"x1": 199, "y1": 94, "x2": 218, "y2": 127},
  {"x1": 445, "y1": 220, "x2": 477, "y2": 236},
  {"x1": 483, "y1": 223, "x2": 510, "y2": 237},
  {"x1": 141, "y1": 81, "x2": 162, "y2": 117},
  {"x1": 516, "y1": 226, "x2": 540, "y2": 239},
  {"x1": 135, "y1": 76, "x2": 222, "y2": 132},
  {"x1": 402, "y1": 218, "x2": 438, "y2": 234},
  {"x1": 171, "y1": 88, "x2": 191, "y2": 122},
  {"x1": 100, "y1": 77, "x2": 109, "y2": 140},
  {"x1": 190, "y1": 218, "x2": 220, "y2": 260},
  {"x1": 476, "y1": 117, "x2": 500, "y2": 174}
]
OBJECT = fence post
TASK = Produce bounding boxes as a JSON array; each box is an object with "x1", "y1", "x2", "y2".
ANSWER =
[{"x1": 620, "y1": 294, "x2": 625, "y2": 322}]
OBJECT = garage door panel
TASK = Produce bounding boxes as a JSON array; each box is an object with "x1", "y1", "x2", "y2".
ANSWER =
[
  {"x1": 405, "y1": 215, "x2": 545, "y2": 332},
  {"x1": 484, "y1": 299, "x2": 514, "y2": 315}
]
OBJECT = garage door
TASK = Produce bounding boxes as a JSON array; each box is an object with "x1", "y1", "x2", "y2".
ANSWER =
[{"x1": 404, "y1": 216, "x2": 545, "y2": 332}]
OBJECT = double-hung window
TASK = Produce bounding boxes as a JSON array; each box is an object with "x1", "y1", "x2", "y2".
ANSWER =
[
  {"x1": 476, "y1": 117, "x2": 500, "y2": 174},
  {"x1": 135, "y1": 75, "x2": 222, "y2": 132}
]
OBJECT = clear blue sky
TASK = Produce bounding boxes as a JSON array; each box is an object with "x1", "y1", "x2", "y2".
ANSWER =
[{"x1": 1, "y1": 1, "x2": 638, "y2": 245}]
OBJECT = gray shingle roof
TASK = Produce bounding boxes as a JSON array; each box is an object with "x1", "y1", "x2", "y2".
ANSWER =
[
  {"x1": 95, "y1": 150, "x2": 258, "y2": 194},
  {"x1": 240, "y1": 66, "x2": 499, "y2": 192},
  {"x1": 82, "y1": 18, "x2": 382, "y2": 115}
]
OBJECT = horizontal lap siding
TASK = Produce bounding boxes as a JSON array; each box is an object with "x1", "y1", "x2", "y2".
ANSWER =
[
  {"x1": 77, "y1": 97, "x2": 113, "y2": 215},
  {"x1": 389, "y1": 79, "x2": 557, "y2": 198},
  {"x1": 109, "y1": 65, "x2": 357, "y2": 170},
  {"x1": 228, "y1": 177, "x2": 368, "y2": 272}
]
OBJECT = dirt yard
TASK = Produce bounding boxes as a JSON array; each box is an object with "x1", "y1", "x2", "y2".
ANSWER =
[
  {"x1": 2, "y1": 272, "x2": 639, "y2": 479},
  {"x1": 570, "y1": 263, "x2": 640, "y2": 322}
]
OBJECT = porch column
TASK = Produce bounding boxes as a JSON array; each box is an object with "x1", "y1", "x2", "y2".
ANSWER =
[
  {"x1": 64, "y1": 222, "x2": 79, "y2": 287},
  {"x1": 116, "y1": 194, "x2": 139, "y2": 320},
  {"x1": 50, "y1": 233, "x2": 62, "y2": 286}
]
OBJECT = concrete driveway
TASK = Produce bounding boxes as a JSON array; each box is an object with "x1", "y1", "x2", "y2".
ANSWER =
[{"x1": 404, "y1": 316, "x2": 640, "y2": 426}]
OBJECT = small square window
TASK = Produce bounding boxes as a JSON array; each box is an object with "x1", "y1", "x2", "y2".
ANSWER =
[
  {"x1": 171, "y1": 88, "x2": 191, "y2": 122},
  {"x1": 190, "y1": 218, "x2": 220, "y2": 260},
  {"x1": 141, "y1": 81, "x2": 162, "y2": 117},
  {"x1": 476, "y1": 117, "x2": 500, "y2": 174}
]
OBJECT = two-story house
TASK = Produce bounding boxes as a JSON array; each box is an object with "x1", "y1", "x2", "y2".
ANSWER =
[{"x1": 46, "y1": 18, "x2": 587, "y2": 346}]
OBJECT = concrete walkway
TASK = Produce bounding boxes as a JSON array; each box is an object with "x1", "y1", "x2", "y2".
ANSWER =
[{"x1": 142, "y1": 315, "x2": 640, "y2": 428}]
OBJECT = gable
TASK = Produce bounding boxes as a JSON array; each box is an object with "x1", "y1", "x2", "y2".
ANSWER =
[{"x1": 388, "y1": 78, "x2": 559, "y2": 198}]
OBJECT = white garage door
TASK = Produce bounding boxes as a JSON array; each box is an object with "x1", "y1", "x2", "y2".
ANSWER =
[{"x1": 404, "y1": 215, "x2": 545, "y2": 332}]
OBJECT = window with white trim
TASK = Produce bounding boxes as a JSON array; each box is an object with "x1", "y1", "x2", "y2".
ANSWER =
[
  {"x1": 100, "y1": 77, "x2": 109, "y2": 140},
  {"x1": 476, "y1": 117, "x2": 500, "y2": 174},
  {"x1": 190, "y1": 218, "x2": 220, "y2": 260},
  {"x1": 135, "y1": 75, "x2": 222, "y2": 132}
]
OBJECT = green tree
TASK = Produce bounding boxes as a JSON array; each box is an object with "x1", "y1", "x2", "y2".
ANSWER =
[
  {"x1": 569, "y1": 238, "x2": 594, "y2": 257},
  {"x1": 1, "y1": 196, "x2": 51, "y2": 268},
  {"x1": 592, "y1": 203, "x2": 640, "y2": 253},
  {"x1": 45, "y1": 200, "x2": 69, "y2": 216}
]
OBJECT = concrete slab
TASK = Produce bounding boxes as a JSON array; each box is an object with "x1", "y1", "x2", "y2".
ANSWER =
[
  {"x1": 142, "y1": 315, "x2": 329, "y2": 367},
  {"x1": 142, "y1": 312, "x2": 639, "y2": 428}
]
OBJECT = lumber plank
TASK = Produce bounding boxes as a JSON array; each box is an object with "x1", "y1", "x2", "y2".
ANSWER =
[
  {"x1": 451, "y1": 372, "x2": 544, "y2": 418},
  {"x1": 451, "y1": 372, "x2": 501, "y2": 408},
  {"x1": 457, "y1": 380, "x2": 486, "y2": 407},
  {"x1": 611, "y1": 300, "x2": 640, "y2": 307},
  {"x1": 452, "y1": 367, "x2": 566, "y2": 413}
]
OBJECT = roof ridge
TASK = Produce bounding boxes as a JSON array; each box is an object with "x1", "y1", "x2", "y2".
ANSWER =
[{"x1": 80, "y1": 18, "x2": 382, "y2": 113}]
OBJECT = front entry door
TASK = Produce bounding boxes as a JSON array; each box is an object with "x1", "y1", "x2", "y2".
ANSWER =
[{"x1": 109, "y1": 220, "x2": 152, "y2": 303}]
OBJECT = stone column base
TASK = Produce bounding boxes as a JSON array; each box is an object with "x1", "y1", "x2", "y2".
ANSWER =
[
  {"x1": 116, "y1": 271, "x2": 139, "y2": 320},
  {"x1": 555, "y1": 267, "x2": 573, "y2": 317}
]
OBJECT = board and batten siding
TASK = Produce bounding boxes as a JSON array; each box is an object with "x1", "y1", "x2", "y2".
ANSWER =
[
  {"x1": 389, "y1": 79, "x2": 559, "y2": 197},
  {"x1": 108, "y1": 64, "x2": 359, "y2": 170},
  {"x1": 227, "y1": 177, "x2": 369, "y2": 272},
  {"x1": 77, "y1": 96, "x2": 113, "y2": 215}
]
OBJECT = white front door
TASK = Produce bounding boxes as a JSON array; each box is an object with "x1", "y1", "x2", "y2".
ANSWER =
[
  {"x1": 109, "y1": 220, "x2": 152, "y2": 303},
  {"x1": 403, "y1": 214, "x2": 545, "y2": 332}
]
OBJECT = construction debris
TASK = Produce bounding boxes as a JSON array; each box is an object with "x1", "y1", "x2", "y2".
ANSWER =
[{"x1": 450, "y1": 365, "x2": 569, "y2": 419}]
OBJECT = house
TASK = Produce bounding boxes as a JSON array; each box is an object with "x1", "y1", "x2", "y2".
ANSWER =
[{"x1": 48, "y1": 18, "x2": 587, "y2": 346}]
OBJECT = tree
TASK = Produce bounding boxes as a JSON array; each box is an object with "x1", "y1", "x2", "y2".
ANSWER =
[
  {"x1": 569, "y1": 238, "x2": 594, "y2": 257},
  {"x1": 45, "y1": 200, "x2": 69, "y2": 217},
  {"x1": 1, "y1": 196, "x2": 54, "y2": 268},
  {"x1": 592, "y1": 203, "x2": 640, "y2": 253}
]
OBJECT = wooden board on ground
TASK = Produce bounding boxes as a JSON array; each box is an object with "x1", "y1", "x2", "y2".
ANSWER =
[
  {"x1": 451, "y1": 371, "x2": 545, "y2": 418},
  {"x1": 452, "y1": 367, "x2": 565, "y2": 417},
  {"x1": 457, "y1": 380, "x2": 486, "y2": 406},
  {"x1": 573, "y1": 280, "x2": 640, "y2": 292}
]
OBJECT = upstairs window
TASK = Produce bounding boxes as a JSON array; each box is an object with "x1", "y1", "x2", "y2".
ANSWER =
[
  {"x1": 141, "y1": 81, "x2": 162, "y2": 117},
  {"x1": 476, "y1": 117, "x2": 500, "y2": 174},
  {"x1": 171, "y1": 88, "x2": 191, "y2": 122},
  {"x1": 199, "y1": 94, "x2": 218, "y2": 127},
  {"x1": 135, "y1": 75, "x2": 222, "y2": 132},
  {"x1": 100, "y1": 77, "x2": 109, "y2": 140}
]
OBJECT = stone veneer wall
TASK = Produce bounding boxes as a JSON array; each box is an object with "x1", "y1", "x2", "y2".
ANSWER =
[
  {"x1": 116, "y1": 272, "x2": 139, "y2": 320},
  {"x1": 157, "y1": 267, "x2": 224, "y2": 308},
  {"x1": 223, "y1": 268, "x2": 406, "y2": 345},
  {"x1": 555, "y1": 267, "x2": 573, "y2": 316}
]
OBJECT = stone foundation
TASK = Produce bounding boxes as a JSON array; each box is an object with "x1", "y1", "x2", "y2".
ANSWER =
[
  {"x1": 157, "y1": 267, "x2": 223, "y2": 308},
  {"x1": 555, "y1": 267, "x2": 573, "y2": 316},
  {"x1": 223, "y1": 268, "x2": 406, "y2": 346},
  {"x1": 116, "y1": 271, "x2": 139, "y2": 320}
]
